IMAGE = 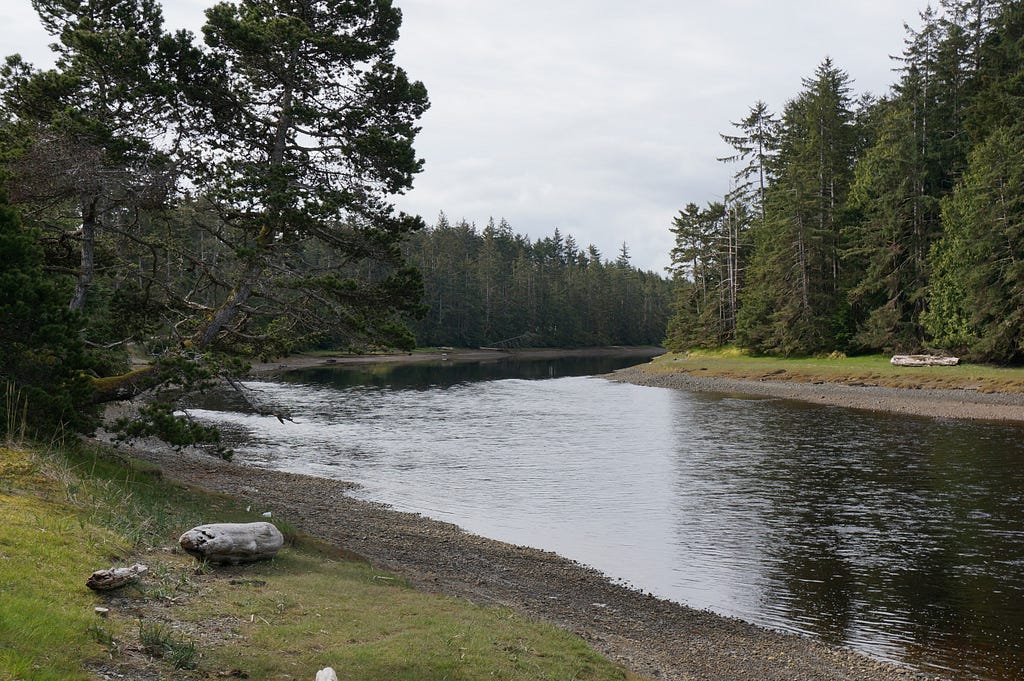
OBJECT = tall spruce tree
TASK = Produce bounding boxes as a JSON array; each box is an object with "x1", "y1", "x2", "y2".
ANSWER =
[
  {"x1": 719, "y1": 100, "x2": 778, "y2": 226},
  {"x1": 924, "y1": 125, "x2": 1024, "y2": 360},
  {"x1": 736, "y1": 59, "x2": 856, "y2": 355}
]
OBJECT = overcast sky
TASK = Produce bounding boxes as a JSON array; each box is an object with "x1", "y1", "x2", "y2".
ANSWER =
[{"x1": 0, "y1": 0, "x2": 931, "y2": 271}]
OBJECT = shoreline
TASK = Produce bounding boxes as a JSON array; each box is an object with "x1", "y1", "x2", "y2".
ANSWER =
[
  {"x1": 126, "y1": 443, "x2": 937, "y2": 681},
  {"x1": 609, "y1": 363, "x2": 1024, "y2": 423},
  {"x1": 250, "y1": 346, "x2": 663, "y2": 374}
]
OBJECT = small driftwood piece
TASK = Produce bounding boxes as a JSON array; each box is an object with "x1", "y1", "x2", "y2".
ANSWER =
[
  {"x1": 179, "y1": 522, "x2": 284, "y2": 565},
  {"x1": 86, "y1": 563, "x2": 147, "y2": 591},
  {"x1": 891, "y1": 354, "x2": 960, "y2": 367}
]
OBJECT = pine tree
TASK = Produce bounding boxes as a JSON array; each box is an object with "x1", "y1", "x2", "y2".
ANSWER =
[
  {"x1": 719, "y1": 100, "x2": 779, "y2": 225},
  {"x1": 1, "y1": 0, "x2": 190, "y2": 312},
  {"x1": 736, "y1": 59, "x2": 856, "y2": 355},
  {"x1": 924, "y1": 125, "x2": 1024, "y2": 360},
  {"x1": 188, "y1": 0, "x2": 429, "y2": 352},
  {"x1": 0, "y1": 194, "x2": 95, "y2": 436}
]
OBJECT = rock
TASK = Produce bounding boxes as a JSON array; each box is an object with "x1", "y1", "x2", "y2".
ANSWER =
[
  {"x1": 179, "y1": 522, "x2": 284, "y2": 564},
  {"x1": 315, "y1": 668, "x2": 338, "y2": 681},
  {"x1": 86, "y1": 563, "x2": 147, "y2": 591}
]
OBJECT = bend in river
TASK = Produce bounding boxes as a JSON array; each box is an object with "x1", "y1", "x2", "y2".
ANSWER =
[{"x1": 189, "y1": 353, "x2": 1024, "y2": 680}]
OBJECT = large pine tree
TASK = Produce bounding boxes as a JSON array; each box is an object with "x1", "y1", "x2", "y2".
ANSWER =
[{"x1": 735, "y1": 59, "x2": 856, "y2": 355}]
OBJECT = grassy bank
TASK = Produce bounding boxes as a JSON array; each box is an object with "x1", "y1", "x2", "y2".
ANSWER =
[
  {"x1": 0, "y1": 441, "x2": 642, "y2": 681},
  {"x1": 647, "y1": 348, "x2": 1024, "y2": 393}
]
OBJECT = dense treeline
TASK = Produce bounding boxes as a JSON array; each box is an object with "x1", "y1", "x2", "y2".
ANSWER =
[
  {"x1": 405, "y1": 213, "x2": 673, "y2": 348},
  {"x1": 666, "y1": 0, "x2": 1024, "y2": 362}
]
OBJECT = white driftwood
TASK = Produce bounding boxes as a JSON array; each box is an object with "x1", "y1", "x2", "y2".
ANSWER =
[
  {"x1": 179, "y1": 522, "x2": 284, "y2": 564},
  {"x1": 86, "y1": 563, "x2": 147, "y2": 591},
  {"x1": 890, "y1": 354, "x2": 960, "y2": 367},
  {"x1": 315, "y1": 668, "x2": 339, "y2": 681}
]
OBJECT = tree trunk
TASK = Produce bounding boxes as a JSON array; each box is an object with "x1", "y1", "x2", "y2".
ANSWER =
[{"x1": 69, "y1": 196, "x2": 98, "y2": 311}]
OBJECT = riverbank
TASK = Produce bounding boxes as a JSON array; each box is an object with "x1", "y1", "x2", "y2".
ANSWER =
[
  {"x1": 610, "y1": 354, "x2": 1024, "y2": 423},
  {"x1": 127, "y1": 443, "x2": 938, "y2": 681},
  {"x1": 3, "y1": 442, "x2": 642, "y2": 681},
  {"x1": 250, "y1": 346, "x2": 663, "y2": 374}
]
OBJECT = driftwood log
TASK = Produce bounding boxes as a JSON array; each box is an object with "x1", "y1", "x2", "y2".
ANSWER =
[
  {"x1": 891, "y1": 354, "x2": 960, "y2": 367},
  {"x1": 179, "y1": 522, "x2": 284, "y2": 564},
  {"x1": 86, "y1": 563, "x2": 147, "y2": 591}
]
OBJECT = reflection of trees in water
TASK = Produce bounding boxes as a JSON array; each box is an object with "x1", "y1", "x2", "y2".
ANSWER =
[
  {"x1": 283, "y1": 355, "x2": 657, "y2": 391},
  {"x1": 670, "y1": 396, "x2": 1024, "y2": 677}
]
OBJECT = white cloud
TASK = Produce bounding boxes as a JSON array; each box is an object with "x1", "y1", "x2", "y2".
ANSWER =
[{"x1": 1, "y1": 0, "x2": 930, "y2": 271}]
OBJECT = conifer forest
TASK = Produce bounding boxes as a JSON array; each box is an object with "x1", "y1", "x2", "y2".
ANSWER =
[{"x1": 665, "y1": 1, "x2": 1024, "y2": 363}]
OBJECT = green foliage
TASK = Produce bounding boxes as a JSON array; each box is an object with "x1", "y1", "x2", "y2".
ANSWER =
[
  {"x1": 924, "y1": 125, "x2": 1024, "y2": 361},
  {"x1": 672, "y1": 3, "x2": 1024, "y2": 362},
  {"x1": 732, "y1": 59, "x2": 856, "y2": 356},
  {"x1": 138, "y1": 620, "x2": 199, "y2": 669},
  {"x1": 0, "y1": 197, "x2": 96, "y2": 437},
  {"x1": 405, "y1": 215, "x2": 672, "y2": 348},
  {"x1": 113, "y1": 402, "x2": 227, "y2": 455}
]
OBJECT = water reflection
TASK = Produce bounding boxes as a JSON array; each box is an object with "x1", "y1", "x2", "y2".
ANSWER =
[
  {"x1": 188, "y1": 357, "x2": 1024, "y2": 679},
  {"x1": 668, "y1": 393, "x2": 1024, "y2": 677},
  {"x1": 282, "y1": 353, "x2": 660, "y2": 390}
]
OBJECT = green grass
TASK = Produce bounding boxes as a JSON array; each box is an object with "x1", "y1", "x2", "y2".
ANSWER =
[
  {"x1": 0, "y1": 448, "x2": 120, "y2": 681},
  {"x1": 0, "y1": 442, "x2": 643, "y2": 681},
  {"x1": 649, "y1": 348, "x2": 1024, "y2": 392}
]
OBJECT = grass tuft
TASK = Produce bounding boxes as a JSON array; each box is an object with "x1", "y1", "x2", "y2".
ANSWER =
[{"x1": 138, "y1": 620, "x2": 199, "y2": 669}]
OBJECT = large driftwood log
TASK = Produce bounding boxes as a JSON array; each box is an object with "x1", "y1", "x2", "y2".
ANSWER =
[
  {"x1": 86, "y1": 563, "x2": 148, "y2": 591},
  {"x1": 890, "y1": 354, "x2": 960, "y2": 367},
  {"x1": 179, "y1": 522, "x2": 284, "y2": 564}
]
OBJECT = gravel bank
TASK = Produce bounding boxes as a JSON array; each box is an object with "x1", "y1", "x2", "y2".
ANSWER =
[
  {"x1": 609, "y1": 364, "x2": 1024, "y2": 423},
  {"x1": 127, "y1": 444, "x2": 941, "y2": 681}
]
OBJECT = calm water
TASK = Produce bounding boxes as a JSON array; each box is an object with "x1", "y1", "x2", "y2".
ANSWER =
[{"x1": 190, "y1": 355, "x2": 1024, "y2": 679}]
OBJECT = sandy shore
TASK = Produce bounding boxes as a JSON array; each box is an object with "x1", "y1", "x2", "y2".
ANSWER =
[
  {"x1": 609, "y1": 363, "x2": 1024, "y2": 423},
  {"x1": 124, "y1": 442, "x2": 940, "y2": 681}
]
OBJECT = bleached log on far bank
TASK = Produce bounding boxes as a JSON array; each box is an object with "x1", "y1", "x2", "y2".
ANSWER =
[{"x1": 890, "y1": 354, "x2": 960, "y2": 367}]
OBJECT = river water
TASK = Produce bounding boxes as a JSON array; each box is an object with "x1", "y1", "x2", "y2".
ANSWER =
[{"x1": 189, "y1": 355, "x2": 1024, "y2": 679}]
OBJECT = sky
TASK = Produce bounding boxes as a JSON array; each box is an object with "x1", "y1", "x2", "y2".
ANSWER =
[{"x1": 0, "y1": 0, "x2": 933, "y2": 272}]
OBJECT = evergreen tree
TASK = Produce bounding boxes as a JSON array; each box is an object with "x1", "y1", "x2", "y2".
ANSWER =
[
  {"x1": 924, "y1": 125, "x2": 1024, "y2": 360},
  {"x1": 719, "y1": 100, "x2": 779, "y2": 225},
  {"x1": 0, "y1": 195, "x2": 95, "y2": 436},
  {"x1": 0, "y1": 0, "x2": 191, "y2": 312},
  {"x1": 187, "y1": 0, "x2": 429, "y2": 352},
  {"x1": 736, "y1": 59, "x2": 856, "y2": 354}
]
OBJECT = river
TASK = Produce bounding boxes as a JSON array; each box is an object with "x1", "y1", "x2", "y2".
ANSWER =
[{"x1": 189, "y1": 354, "x2": 1024, "y2": 679}]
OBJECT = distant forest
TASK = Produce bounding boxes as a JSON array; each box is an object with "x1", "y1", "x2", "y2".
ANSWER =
[
  {"x1": 404, "y1": 213, "x2": 673, "y2": 349},
  {"x1": 666, "y1": 1, "x2": 1024, "y2": 362}
]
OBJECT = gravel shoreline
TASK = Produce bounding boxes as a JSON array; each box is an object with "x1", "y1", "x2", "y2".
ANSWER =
[
  {"x1": 609, "y1": 364, "x2": 1024, "y2": 423},
  {"x1": 126, "y1": 443, "x2": 941, "y2": 681}
]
